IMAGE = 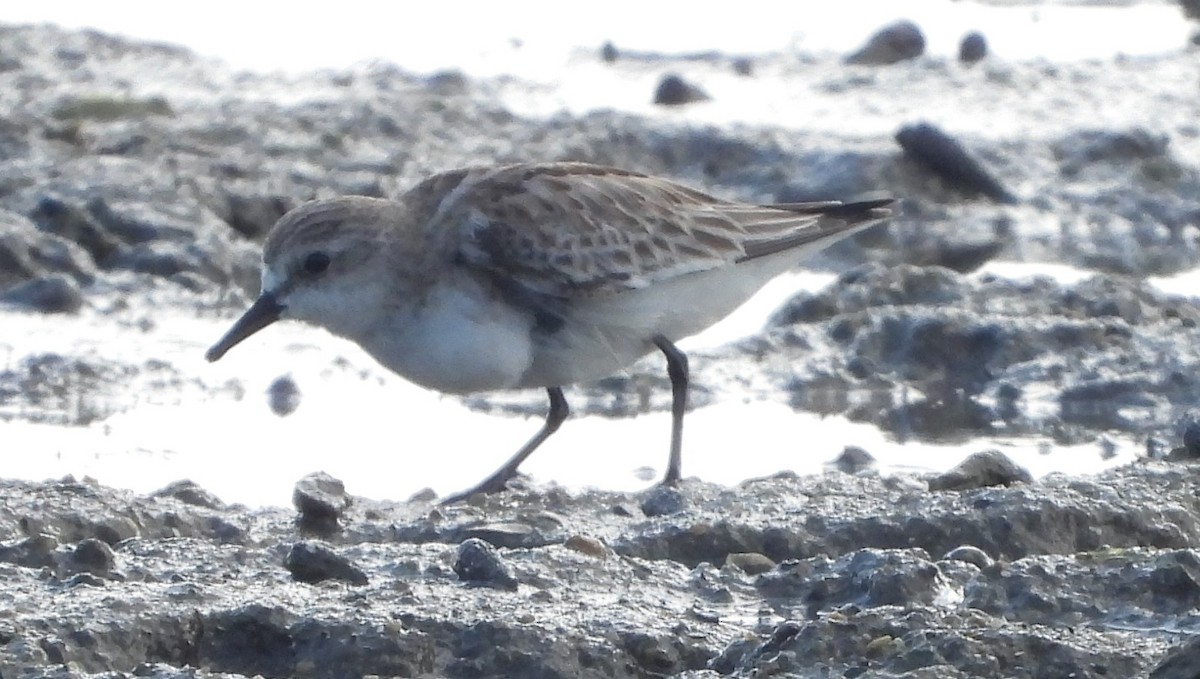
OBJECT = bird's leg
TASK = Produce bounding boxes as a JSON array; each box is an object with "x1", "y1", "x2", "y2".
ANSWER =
[
  {"x1": 653, "y1": 335, "x2": 689, "y2": 486},
  {"x1": 440, "y1": 387, "x2": 570, "y2": 505}
]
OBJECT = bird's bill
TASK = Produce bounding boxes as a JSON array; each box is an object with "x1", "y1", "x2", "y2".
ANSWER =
[{"x1": 205, "y1": 292, "x2": 284, "y2": 362}]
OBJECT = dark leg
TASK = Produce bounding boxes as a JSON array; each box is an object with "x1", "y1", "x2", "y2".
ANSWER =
[
  {"x1": 653, "y1": 335, "x2": 689, "y2": 486},
  {"x1": 440, "y1": 387, "x2": 570, "y2": 505}
]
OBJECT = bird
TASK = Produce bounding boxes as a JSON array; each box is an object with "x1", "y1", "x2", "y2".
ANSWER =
[{"x1": 205, "y1": 162, "x2": 893, "y2": 503}]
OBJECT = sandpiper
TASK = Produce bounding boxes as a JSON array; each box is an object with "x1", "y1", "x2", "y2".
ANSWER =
[{"x1": 206, "y1": 162, "x2": 893, "y2": 503}]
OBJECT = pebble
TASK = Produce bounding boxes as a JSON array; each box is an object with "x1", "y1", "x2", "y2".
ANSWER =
[
  {"x1": 292, "y1": 471, "x2": 350, "y2": 535},
  {"x1": 453, "y1": 538, "x2": 518, "y2": 591},
  {"x1": 845, "y1": 20, "x2": 926, "y2": 65},
  {"x1": 285, "y1": 541, "x2": 369, "y2": 585},
  {"x1": 653, "y1": 74, "x2": 710, "y2": 106},
  {"x1": 928, "y1": 450, "x2": 1033, "y2": 491}
]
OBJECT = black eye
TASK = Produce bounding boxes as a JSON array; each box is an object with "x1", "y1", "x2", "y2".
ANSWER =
[{"x1": 303, "y1": 252, "x2": 330, "y2": 276}]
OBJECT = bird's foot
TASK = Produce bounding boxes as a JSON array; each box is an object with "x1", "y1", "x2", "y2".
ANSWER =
[{"x1": 439, "y1": 470, "x2": 519, "y2": 506}]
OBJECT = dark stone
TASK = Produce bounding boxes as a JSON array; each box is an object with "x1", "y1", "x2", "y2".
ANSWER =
[
  {"x1": 640, "y1": 485, "x2": 686, "y2": 517},
  {"x1": 831, "y1": 446, "x2": 876, "y2": 474},
  {"x1": 600, "y1": 41, "x2": 619, "y2": 63},
  {"x1": 292, "y1": 471, "x2": 350, "y2": 535},
  {"x1": 896, "y1": 122, "x2": 1018, "y2": 204},
  {"x1": 928, "y1": 450, "x2": 1033, "y2": 491},
  {"x1": 653, "y1": 74, "x2": 710, "y2": 106},
  {"x1": 1152, "y1": 633, "x2": 1200, "y2": 679},
  {"x1": 69, "y1": 537, "x2": 116, "y2": 575},
  {"x1": 267, "y1": 374, "x2": 301, "y2": 416},
  {"x1": 845, "y1": 20, "x2": 926, "y2": 65},
  {"x1": 732, "y1": 57, "x2": 754, "y2": 76},
  {"x1": 284, "y1": 541, "x2": 369, "y2": 585},
  {"x1": 1, "y1": 274, "x2": 84, "y2": 313},
  {"x1": 959, "y1": 32, "x2": 988, "y2": 64},
  {"x1": 453, "y1": 537, "x2": 518, "y2": 590},
  {"x1": 152, "y1": 479, "x2": 225, "y2": 509}
]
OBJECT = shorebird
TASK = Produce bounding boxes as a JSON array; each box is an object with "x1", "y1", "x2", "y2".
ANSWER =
[{"x1": 206, "y1": 162, "x2": 893, "y2": 503}]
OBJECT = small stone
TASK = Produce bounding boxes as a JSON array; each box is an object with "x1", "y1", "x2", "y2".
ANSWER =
[
  {"x1": 152, "y1": 479, "x2": 224, "y2": 509},
  {"x1": 726, "y1": 552, "x2": 776, "y2": 575},
  {"x1": 653, "y1": 74, "x2": 710, "y2": 106},
  {"x1": 70, "y1": 538, "x2": 116, "y2": 575},
  {"x1": 285, "y1": 541, "x2": 368, "y2": 585},
  {"x1": 732, "y1": 57, "x2": 754, "y2": 76},
  {"x1": 600, "y1": 41, "x2": 619, "y2": 63},
  {"x1": 453, "y1": 538, "x2": 518, "y2": 590},
  {"x1": 267, "y1": 374, "x2": 301, "y2": 416},
  {"x1": 928, "y1": 449, "x2": 1033, "y2": 491},
  {"x1": 845, "y1": 20, "x2": 925, "y2": 65},
  {"x1": 564, "y1": 535, "x2": 607, "y2": 558},
  {"x1": 640, "y1": 486, "x2": 686, "y2": 517},
  {"x1": 292, "y1": 471, "x2": 350, "y2": 535},
  {"x1": 896, "y1": 122, "x2": 1018, "y2": 204},
  {"x1": 959, "y1": 31, "x2": 988, "y2": 64},
  {"x1": 831, "y1": 445, "x2": 876, "y2": 474},
  {"x1": 942, "y1": 545, "x2": 994, "y2": 569}
]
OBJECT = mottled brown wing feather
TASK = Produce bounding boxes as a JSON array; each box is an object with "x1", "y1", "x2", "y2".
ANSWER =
[{"x1": 441, "y1": 162, "x2": 890, "y2": 298}]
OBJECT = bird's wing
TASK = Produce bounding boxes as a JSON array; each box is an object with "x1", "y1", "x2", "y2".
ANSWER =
[{"x1": 424, "y1": 162, "x2": 892, "y2": 299}]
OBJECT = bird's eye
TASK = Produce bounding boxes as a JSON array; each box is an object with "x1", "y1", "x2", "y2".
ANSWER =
[{"x1": 303, "y1": 252, "x2": 330, "y2": 276}]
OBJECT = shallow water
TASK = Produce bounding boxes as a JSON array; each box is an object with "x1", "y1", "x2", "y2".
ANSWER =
[{"x1": 2, "y1": 267, "x2": 1146, "y2": 507}]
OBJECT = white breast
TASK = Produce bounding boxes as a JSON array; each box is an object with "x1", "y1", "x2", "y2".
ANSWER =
[{"x1": 359, "y1": 277, "x2": 536, "y2": 394}]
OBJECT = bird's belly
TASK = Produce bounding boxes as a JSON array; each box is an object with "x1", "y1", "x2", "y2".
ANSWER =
[
  {"x1": 519, "y1": 330, "x2": 655, "y2": 387},
  {"x1": 359, "y1": 287, "x2": 535, "y2": 395}
]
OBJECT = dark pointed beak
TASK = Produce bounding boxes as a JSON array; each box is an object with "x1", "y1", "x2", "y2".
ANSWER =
[{"x1": 205, "y1": 292, "x2": 285, "y2": 362}]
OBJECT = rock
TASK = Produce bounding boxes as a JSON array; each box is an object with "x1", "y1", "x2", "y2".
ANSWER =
[
  {"x1": 845, "y1": 20, "x2": 926, "y2": 65},
  {"x1": 267, "y1": 374, "x2": 301, "y2": 416},
  {"x1": 726, "y1": 552, "x2": 776, "y2": 575},
  {"x1": 831, "y1": 445, "x2": 876, "y2": 474},
  {"x1": 896, "y1": 122, "x2": 1018, "y2": 204},
  {"x1": 453, "y1": 537, "x2": 518, "y2": 591},
  {"x1": 653, "y1": 74, "x2": 710, "y2": 106},
  {"x1": 732, "y1": 57, "x2": 754, "y2": 76},
  {"x1": 959, "y1": 32, "x2": 988, "y2": 64},
  {"x1": 942, "y1": 545, "x2": 994, "y2": 569},
  {"x1": 68, "y1": 537, "x2": 117, "y2": 576},
  {"x1": 284, "y1": 541, "x2": 369, "y2": 585},
  {"x1": 152, "y1": 479, "x2": 225, "y2": 509},
  {"x1": 928, "y1": 450, "x2": 1033, "y2": 491},
  {"x1": 564, "y1": 534, "x2": 607, "y2": 558},
  {"x1": 1, "y1": 274, "x2": 83, "y2": 313},
  {"x1": 640, "y1": 485, "x2": 686, "y2": 517},
  {"x1": 292, "y1": 471, "x2": 350, "y2": 535},
  {"x1": 1151, "y1": 633, "x2": 1200, "y2": 679},
  {"x1": 600, "y1": 41, "x2": 619, "y2": 63}
]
